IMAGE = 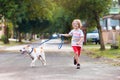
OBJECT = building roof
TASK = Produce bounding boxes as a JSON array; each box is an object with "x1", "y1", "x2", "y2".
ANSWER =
[
  {"x1": 112, "y1": 14, "x2": 120, "y2": 19},
  {"x1": 103, "y1": 14, "x2": 120, "y2": 20}
]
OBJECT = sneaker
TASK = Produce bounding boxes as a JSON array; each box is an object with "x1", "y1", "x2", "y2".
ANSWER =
[
  {"x1": 76, "y1": 64, "x2": 80, "y2": 69},
  {"x1": 74, "y1": 57, "x2": 77, "y2": 65}
]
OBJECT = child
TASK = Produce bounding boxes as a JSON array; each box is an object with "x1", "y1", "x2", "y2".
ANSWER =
[{"x1": 60, "y1": 19, "x2": 84, "y2": 69}]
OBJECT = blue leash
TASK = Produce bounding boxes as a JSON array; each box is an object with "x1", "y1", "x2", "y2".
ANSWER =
[
  {"x1": 58, "y1": 36, "x2": 64, "y2": 49},
  {"x1": 39, "y1": 36, "x2": 53, "y2": 45},
  {"x1": 39, "y1": 35, "x2": 64, "y2": 49}
]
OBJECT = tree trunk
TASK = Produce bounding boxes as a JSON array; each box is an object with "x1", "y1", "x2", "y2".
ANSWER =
[
  {"x1": 3, "y1": 24, "x2": 9, "y2": 44},
  {"x1": 95, "y1": 13, "x2": 105, "y2": 50},
  {"x1": 18, "y1": 31, "x2": 22, "y2": 42},
  {"x1": 98, "y1": 25, "x2": 105, "y2": 50},
  {"x1": 29, "y1": 33, "x2": 33, "y2": 41}
]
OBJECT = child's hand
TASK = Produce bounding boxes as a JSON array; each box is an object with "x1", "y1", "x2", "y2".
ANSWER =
[
  {"x1": 76, "y1": 42, "x2": 81, "y2": 45},
  {"x1": 76, "y1": 38, "x2": 84, "y2": 45},
  {"x1": 59, "y1": 34, "x2": 64, "y2": 37},
  {"x1": 59, "y1": 34, "x2": 62, "y2": 37},
  {"x1": 59, "y1": 34, "x2": 70, "y2": 37}
]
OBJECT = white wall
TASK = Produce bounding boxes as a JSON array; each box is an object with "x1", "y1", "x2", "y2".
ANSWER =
[{"x1": 102, "y1": 18, "x2": 120, "y2": 30}]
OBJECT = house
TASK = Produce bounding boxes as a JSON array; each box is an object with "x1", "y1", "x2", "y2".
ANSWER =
[{"x1": 101, "y1": 0, "x2": 120, "y2": 44}]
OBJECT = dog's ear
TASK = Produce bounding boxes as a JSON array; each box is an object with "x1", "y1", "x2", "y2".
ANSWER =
[
  {"x1": 40, "y1": 46, "x2": 44, "y2": 50},
  {"x1": 41, "y1": 47, "x2": 43, "y2": 49},
  {"x1": 27, "y1": 45, "x2": 30, "y2": 47},
  {"x1": 34, "y1": 48, "x2": 36, "y2": 53},
  {"x1": 25, "y1": 45, "x2": 30, "y2": 48}
]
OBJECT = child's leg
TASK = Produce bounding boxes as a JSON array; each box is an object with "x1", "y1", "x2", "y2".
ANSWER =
[
  {"x1": 72, "y1": 46, "x2": 80, "y2": 64},
  {"x1": 74, "y1": 53, "x2": 79, "y2": 64},
  {"x1": 78, "y1": 47, "x2": 81, "y2": 57}
]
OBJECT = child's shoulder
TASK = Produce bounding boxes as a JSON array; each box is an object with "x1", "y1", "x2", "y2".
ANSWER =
[
  {"x1": 70, "y1": 29, "x2": 74, "y2": 32},
  {"x1": 70, "y1": 29, "x2": 82, "y2": 32},
  {"x1": 78, "y1": 29, "x2": 83, "y2": 31}
]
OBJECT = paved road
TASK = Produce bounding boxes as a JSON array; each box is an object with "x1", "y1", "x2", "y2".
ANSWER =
[{"x1": 0, "y1": 39, "x2": 120, "y2": 80}]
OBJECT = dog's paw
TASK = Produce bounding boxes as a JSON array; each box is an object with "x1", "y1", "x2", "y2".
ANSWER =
[
  {"x1": 43, "y1": 63, "x2": 46, "y2": 66},
  {"x1": 30, "y1": 65, "x2": 35, "y2": 68},
  {"x1": 30, "y1": 64, "x2": 35, "y2": 67}
]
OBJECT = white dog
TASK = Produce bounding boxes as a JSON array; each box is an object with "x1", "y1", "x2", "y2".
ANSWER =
[{"x1": 20, "y1": 45, "x2": 46, "y2": 67}]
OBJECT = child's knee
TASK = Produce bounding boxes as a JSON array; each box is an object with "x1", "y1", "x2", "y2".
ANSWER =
[{"x1": 74, "y1": 53, "x2": 78, "y2": 57}]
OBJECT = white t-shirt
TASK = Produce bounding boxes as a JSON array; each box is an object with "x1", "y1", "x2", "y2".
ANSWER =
[{"x1": 69, "y1": 29, "x2": 84, "y2": 47}]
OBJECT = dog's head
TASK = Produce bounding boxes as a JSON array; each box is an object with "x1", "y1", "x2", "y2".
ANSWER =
[{"x1": 20, "y1": 45, "x2": 31, "y2": 54}]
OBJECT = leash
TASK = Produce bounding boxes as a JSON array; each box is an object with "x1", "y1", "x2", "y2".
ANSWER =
[
  {"x1": 29, "y1": 48, "x2": 34, "y2": 54},
  {"x1": 58, "y1": 36, "x2": 64, "y2": 49},
  {"x1": 39, "y1": 35, "x2": 64, "y2": 49},
  {"x1": 39, "y1": 36, "x2": 53, "y2": 45}
]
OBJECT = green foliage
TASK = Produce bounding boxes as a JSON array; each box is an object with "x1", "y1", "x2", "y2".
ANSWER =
[
  {"x1": 17, "y1": 18, "x2": 50, "y2": 34},
  {"x1": 13, "y1": 0, "x2": 58, "y2": 34},
  {"x1": 77, "y1": 0, "x2": 112, "y2": 50},
  {"x1": 0, "y1": 0, "x2": 113, "y2": 45},
  {"x1": 25, "y1": 0, "x2": 55, "y2": 20},
  {"x1": 77, "y1": 0, "x2": 112, "y2": 25},
  {"x1": 1, "y1": 35, "x2": 9, "y2": 44},
  {"x1": 0, "y1": 0, "x2": 18, "y2": 19},
  {"x1": 118, "y1": 35, "x2": 120, "y2": 49},
  {"x1": 50, "y1": 12, "x2": 72, "y2": 33},
  {"x1": 54, "y1": 0, "x2": 81, "y2": 13},
  {"x1": 7, "y1": 21, "x2": 14, "y2": 38},
  {"x1": 0, "y1": 27, "x2": 2, "y2": 30}
]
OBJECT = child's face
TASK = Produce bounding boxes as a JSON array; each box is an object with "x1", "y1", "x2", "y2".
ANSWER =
[{"x1": 72, "y1": 21, "x2": 79, "y2": 29}]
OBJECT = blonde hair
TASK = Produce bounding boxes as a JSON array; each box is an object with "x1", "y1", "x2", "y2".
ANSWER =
[{"x1": 72, "y1": 19, "x2": 82, "y2": 28}]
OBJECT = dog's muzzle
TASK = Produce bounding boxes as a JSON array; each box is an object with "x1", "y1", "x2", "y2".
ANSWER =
[{"x1": 20, "y1": 49, "x2": 26, "y2": 54}]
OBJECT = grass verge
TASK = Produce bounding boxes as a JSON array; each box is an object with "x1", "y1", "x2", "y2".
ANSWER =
[
  {"x1": 84, "y1": 48, "x2": 120, "y2": 59},
  {"x1": 83, "y1": 44, "x2": 120, "y2": 66},
  {"x1": 0, "y1": 40, "x2": 31, "y2": 47}
]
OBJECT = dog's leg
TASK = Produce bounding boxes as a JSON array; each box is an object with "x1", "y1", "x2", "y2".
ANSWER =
[
  {"x1": 30, "y1": 57, "x2": 37, "y2": 67},
  {"x1": 38, "y1": 55, "x2": 45, "y2": 65},
  {"x1": 40, "y1": 53, "x2": 46, "y2": 66},
  {"x1": 28, "y1": 54, "x2": 34, "y2": 60},
  {"x1": 39, "y1": 57, "x2": 45, "y2": 65}
]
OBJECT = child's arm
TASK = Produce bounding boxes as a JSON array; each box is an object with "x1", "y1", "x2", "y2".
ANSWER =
[
  {"x1": 60, "y1": 34, "x2": 71, "y2": 37},
  {"x1": 76, "y1": 36, "x2": 84, "y2": 45}
]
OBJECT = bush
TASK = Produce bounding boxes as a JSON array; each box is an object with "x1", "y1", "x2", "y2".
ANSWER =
[
  {"x1": 116, "y1": 34, "x2": 120, "y2": 49},
  {"x1": 111, "y1": 44, "x2": 119, "y2": 49},
  {"x1": 1, "y1": 35, "x2": 9, "y2": 44},
  {"x1": 118, "y1": 36, "x2": 120, "y2": 48}
]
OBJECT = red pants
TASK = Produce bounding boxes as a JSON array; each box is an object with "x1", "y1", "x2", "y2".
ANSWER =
[{"x1": 72, "y1": 46, "x2": 81, "y2": 57}]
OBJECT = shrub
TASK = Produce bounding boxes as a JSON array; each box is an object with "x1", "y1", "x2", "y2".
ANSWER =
[
  {"x1": 115, "y1": 34, "x2": 120, "y2": 49},
  {"x1": 118, "y1": 35, "x2": 120, "y2": 48},
  {"x1": 1, "y1": 35, "x2": 9, "y2": 44}
]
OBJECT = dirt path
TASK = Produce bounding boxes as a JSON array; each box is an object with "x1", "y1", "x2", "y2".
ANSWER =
[
  {"x1": 0, "y1": 51, "x2": 120, "y2": 80},
  {"x1": 0, "y1": 39, "x2": 120, "y2": 80}
]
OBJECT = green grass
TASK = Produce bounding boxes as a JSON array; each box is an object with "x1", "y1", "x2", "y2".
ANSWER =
[
  {"x1": 91, "y1": 49, "x2": 119, "y2": 59},
  {"x1": 83, "y1": 47, "x2": 120, "y2": 66},
  {"x1": 83, "y1": 44, "x2": 120, "y2": 59},
  {"x1": 0, "y1": 41, "x2": 30, "y2": 46}
]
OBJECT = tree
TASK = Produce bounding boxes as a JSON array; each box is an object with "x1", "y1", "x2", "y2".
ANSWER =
[
  {"x1": 16, "y1": 0, "x2": 58, "y2": 41},
  {"x1": 0, "y1": 0, "x2": 28, "y2": 42},
  {"x1": 0, "y1": 0, "x2": 18, "y2": 43},
  {"x1": 53, "y1": 0, "x2": 112, "y2": 50},
  {"x1": 77, "y1": 0, "x2": 112, "y2": 50},
  {"x1": 52, "y1": 0, "x2": 82, "y2": 33},
  {"x1": 49, "y1": 6, "x2": 72, "y2": 33},
  {"x1": 25, "y1": 0, "x2": 55, "y2": 20}
]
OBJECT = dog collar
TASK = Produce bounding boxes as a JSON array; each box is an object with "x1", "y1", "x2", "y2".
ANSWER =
[{"x1": 29, "y1": 48, "x2": 34, "y2": 54}]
